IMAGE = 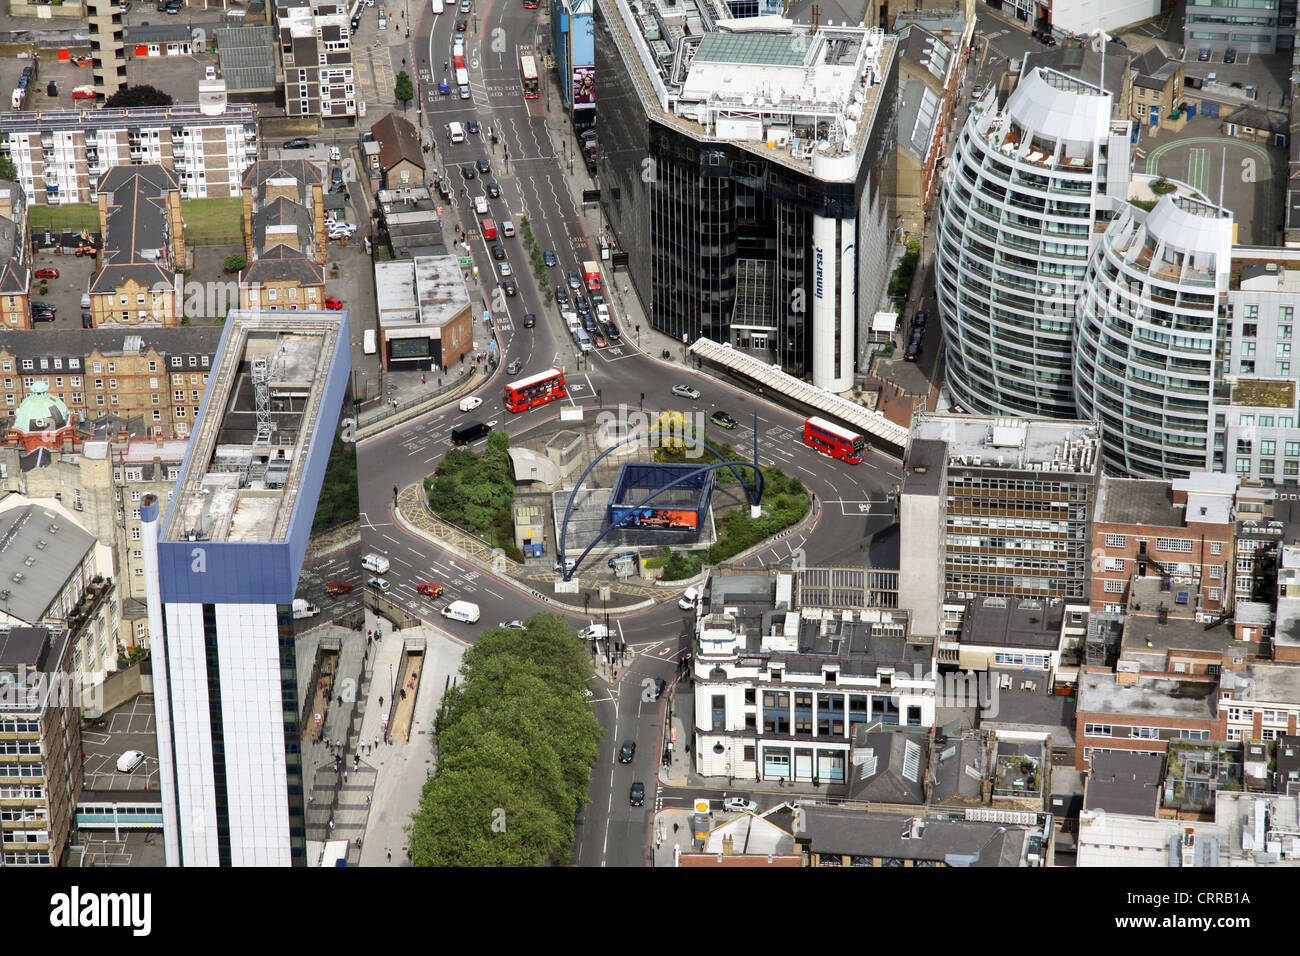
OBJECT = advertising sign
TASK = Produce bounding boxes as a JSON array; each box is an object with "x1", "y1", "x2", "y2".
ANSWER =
[{"x1": 573, "y1": 66, "x2": 595, "y2": 105}]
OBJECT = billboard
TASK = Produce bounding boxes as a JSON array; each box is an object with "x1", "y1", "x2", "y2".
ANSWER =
[
  {"x1": 611, "y1": 506, "x2": 699, "y2": 531},
  {"x1": 573, "y1": 66, "x2": 595, "y2": 105}
]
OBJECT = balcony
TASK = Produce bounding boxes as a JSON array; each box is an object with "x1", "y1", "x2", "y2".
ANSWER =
[{"x1": 65, "y1": 576, "x2": 115, "y2": 635}]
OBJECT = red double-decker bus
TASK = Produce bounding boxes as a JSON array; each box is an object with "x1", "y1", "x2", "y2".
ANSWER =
[
  {"x1": 519, "y1": 44, "x2": 540, "y2": 99},
  {"x1": 505, "y1": 367, "x2": 566, "y2": 412},
  {"x1": 804, "y1": 416, "x2": 866, "y2": 464}
]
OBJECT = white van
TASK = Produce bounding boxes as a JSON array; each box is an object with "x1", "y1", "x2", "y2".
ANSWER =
[
  {"x1": 441, "y1": 600, "x2": 481, "y2": 623},
  {"x1": 596, "y1": 303, "x2": 611, "y2": 325},
  {"x1": 81, "y1": 294, "x2": 92, "y2": 309},
  {"x1": 678, "y1": 586, "x2": 699, "y2": 610},
  {"x1": 474, "y1": 194, "x2": 488, "y2": 215},
  {"x1": 363, "y1": 329, "x2": 376, "y2": 354},
  {"x1": 579, "y1": 622, "x2": 608, "y2": 641},
  {"x1": 362, "y1": 553, "x2": 390, "y2": 574},
  {"x1": 455, "y1": 66, "x2": 469, "y2": 88},
  {"x1": 448, "y1": 121, "x2": 465, "y2": 143}
]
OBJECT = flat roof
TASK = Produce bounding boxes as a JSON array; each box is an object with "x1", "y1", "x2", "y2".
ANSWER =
[
  {"x1": 1084, "y1": 752, "x2": 1164, "y2": 816},
  {"x1": 1096, "y1": 478, "x2": 1184, "y2": 526},
  {"x1": 958, "y1": 596, "x2": 1067, "y2": 651},
  {"x1": 374, "y1": 256, "x2": 470, "y2": 330},
  {"x1": 1077, "y1": 672, "x2": 1218, "y2": 721},
  {"x1": 910, "y1": 413, "x2": 1099, "y2": 475},
  {"x1": 1221, "y1": 663, "x2": 1300, "y2": 704},
  {"x1": 0, "y1": 504, "x2": 98, "y2": 625},
  {"x1": 163, "y1": 311, "x2": 347, "y2": 545},
  {"x1": 798, "y1": 806, "x2": 1030, "y2": 865}
]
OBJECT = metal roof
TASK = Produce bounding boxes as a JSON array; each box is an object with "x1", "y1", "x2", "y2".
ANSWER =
[
  {"x1": 693, "y1": 31, "x2": 809, "y2": 67},
  {"x1": 689, "y1": 337, "x2": 910, "y2": 451},
  {"x1": 216, "y1": 25, "x2": 277, "y2": 91},
  {"x1": 0, "y1": 503, "x2": 98, "y2": 626}
]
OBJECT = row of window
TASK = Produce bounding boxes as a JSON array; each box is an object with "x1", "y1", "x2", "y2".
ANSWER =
[
  {"x1": 1085, "y1": 724, "x2": 1212, "y2": 740},
  {"x1": 1103, "y1": 534, "x2": 1224, "y2": 556},
  {"x1": 0, "y1": 720, "x2": 39, "y2": 734},
  {"x1": 1, "y1": 355, "x2": 208, "y2": 374}
]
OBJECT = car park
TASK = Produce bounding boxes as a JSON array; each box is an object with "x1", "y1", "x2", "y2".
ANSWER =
[
  {"x1": 502, "y1": 278, "x2": 517, "y2": 296},
  {"x1": 116, "y1": 751, "x2": 145, "y2": 773},
  {"x1": 283, "y1": 137, "x2": 310, "y2": 149},
  {"x1": 671, "y1": 384, "x2": 700, "y2": 400},
  {"x1": 487, "y1": 181, "x2": 500, "y2": 199},
  {"x1": 629, "y1": 782, "x2": 645, "y2": 807},
  {"x1": 324, "y1": 297, "x2": 343, "y2": 309},
  {"x1": 522, "y1": 313, "x2": 536, "y2": 328},
  {"x1": 618, "y1": 740, "x2": 636, "y2": 763},
  {"x1": 710, "y1": 410, "x2": 737, "y2": 429},
  {"x1": 417, "y1": 582, "x2": 444, "y2": 598},
  {"x1": 34, "y1": 268, "x2": 59, "y2": 279},
  {"x1": 324, "y1": 581, "x2": 353, "y2": 596},
  {"x1": 476, "y1": 158, "x2": 491, "y2": 174},
  {"x1": 543, "y1": 249, "x2": 558, "y2": 267},
  {"x1": 461, "y1": 164, "x2": 476, "y2": 179},
  {"x1": 506, "y1": 359, "x2": 523, "y2": 374},
  {"x1": 723, "y1": 797, "x2": 758, "y2": 814},
  {"x1": 467, "y1": 119, "x2": 479, "y2": 134}
]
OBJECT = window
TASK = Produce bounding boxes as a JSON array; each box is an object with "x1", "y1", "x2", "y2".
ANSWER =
[
  {"x1": 1156, "y1": 537, "x2": 1194, "y2": 553},
  {"x1": 1210, "y1": 542, "x2": 1222, "y2": 556},
  {"x1": 1104, "y1": 534, "x2": 1126, "y2": 548},
  {"x1": 1131, "y1": 727, "x2": 1160, "y2": 739},
  {"x1": 1236, "y1": 457, "x2": 1252, "y2": 474},
  {"x1": 1262, "y1": 440, "x2": 1277, "y2": 456},
  {"x1": 1278, "y1": 362, "x2": 1291, "y2": 377},
  {"x1": 1287, "y1": 441, "x2": 1300, "y2": 458},
  {"x1": 1085, "y1": 724, "x2": 1112, "y2": 737},
  {"x1": 1210, "y1": 566, "x2": 1222, "y2": 579},
  {"x1": 1180, "y1": 729, "x2": 1210, "y2": 741},
  {"x1": 1104, "y1": 558, "x2": 1126, "y2": 571},
  {"x1": 1104, "y1": 579, "x2": 1125, "y2": 593}
]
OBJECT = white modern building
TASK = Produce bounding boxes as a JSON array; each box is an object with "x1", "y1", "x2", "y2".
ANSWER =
[
  {"x1": 143, "y1": 310, "x2": 349, "y2": 866},
  {"x1": 1074, "y1": 195, "x2": 1234, "y2": 478},
  {"x1": 0, "y1": 104, "x2": 258, "y2": 206},
  {"x1": 934, "y1": 66, "x2": 1133, "y2": 418}
]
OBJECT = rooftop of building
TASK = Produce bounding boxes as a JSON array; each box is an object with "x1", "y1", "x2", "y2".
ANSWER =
[
  {"x1": 928, "y1": 729, "x2": 986, "y2": 804},
  {"x1": 797, "y1": 805, "x2": 1031, "y2": 865},
  {"x1": 1095, "y1": 478, "x2": 1185, "y2": 526},
  {"x1": 1220, "y1": 662, "x2": 1300, "y2": 705},
  {"x1": 241, "y1": 245, "x2": 325, "y2": 286},
  {"x1": 1278, "y1": 735, "x2": 1300, "y2": 779},
  {"x1": 891, "y1": 7, "x2": 969, "y2": 43},
  {"x1": 12, "y1": 381, "x2": 72, "y2": 435},
  {"x1": 215, "y1": 24, "x2": 279, "y2": 91},
  {"x1": 0, "y1": 626, "x2": 74, "y2": 712},
  {"x1": 1132, "y1": 46, "x2": 1180, "y2": 91},
  {"x1": 0, "y1": 502, "x2": 99, "y2": 625},
  {"x1": 955, "y1": 595, "x2": 1074, "y2": 650},
  {"x1": 846, "y1": 728, "x2": 928, "y2": 804},
  {"x1": 1084, "y1": 751, "x2": 1164, "y2": 816},
  {"x1": 1077, "y1": 671, "x2": 1219, "y2": 721},
  {"x1": 898, "y1": 23, "x2": 954, "y2": 86},
  {"x1": 81, "y1": 436, "x2": 189, "y2": 467},
  {"x1": 0, "y1": 103, "x2": 257, "y2": 135},
  {"x1": 909, "y1": 412, "x2": 1100, "y2": 476},
  {"x1": 701, "y1": 809, "x2": 797, "y2": 859},
  {"x1": 979, "y1": 682, "x2": 1076, "y2": 739},
  {"x1": 1022, "y1": 42, "x2": 1134, "y2": 118},
  {"x1": 900, "y1": 438, "x2": 945, "y2": 497},
  {"x1": 374, "y1": 255, "x2": 469, "y2": 330},
  {"x1": 162, "y1": 310, "x2": 347, "y2": 545},
  {"x1": 0, "y1": 326, "x2": 222, "y2": 360},
  {"x1": 242, "y1": 159, "x2": 323, "y2": 196},
  {"x1": 603, "y1": 0, "x2": 895, "y2": 178},
  {"x1": 98, "y1": 164, "x2": 178, "y2": 268},
  {"x1": 371, "y1": 112, "x2": 425, "y2": 174}
]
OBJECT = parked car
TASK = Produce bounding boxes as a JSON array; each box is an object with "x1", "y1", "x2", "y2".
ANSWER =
[
  {"x1": 33, "y1": 268, "x2": 59, "y2": 279},
  {"x1": 905, "y1": 335, "x2": 922, "y2": 362},
  {"x1": 324, "y1": 581, "x2": 353, "y2": 596},
  {"x1": 710, "y1": 410, "x2": 737, "y2": 429},
  {"x1": 608, "y1": 551, "x2": 638, "y2": 569},
  {"x1": 324, "y1": 297, "x2": 344, "y2": 310},
  {"x1": 629, "y1": 781, "x2": 645, "y2": 807},
  {"x1": 283, "y1": 137, "x2": 310, "y2": 149},
  {"x1": 31, "y1": 301, "x2": 56, "y2": 314},
  {"x1": 522, "y1": 313, "x2": 536, "y2": 328},
  {"x1": 618, "y1": 740, "x2": 636, "y2": 763},
  {"x1": 73, "y1": 245, "x2": 97, "y2": 256},
  {"x1": 1198, "y1": 48, "x2": 1211, "y2": 61},
  {"x1": 476, "y1": 158, "x2": 491, "y2": 174},
  {"x1": 72, "y1": 86, "x2": 99, "y2": 100},
  {"x1": 671, "y1": 384, "x2": 701, "y2": 400},
  {"x1": 46, "y1": 81, "x2": 57, "y2": 97},
  {"x1": 416, "y1": 582, "x2": 444, "y2": 598},
  {"x1": 116, "y1": 750, "x2": 145, "y2": 773},
  {"x1": 723, "y1": 797, "x2": 758, "y2": 814},
  {"x1": 1224, "y1": 47, "x2": 1237, "y2": 63},
  {"x1": 81, "y1": 312, "x2": 94, "y2": 328},
  {"x1": 506, "y1": 359, "x2": 523, "y2": 374}
]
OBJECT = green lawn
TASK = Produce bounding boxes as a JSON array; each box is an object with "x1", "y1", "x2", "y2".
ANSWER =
[{"x1": 28, "y1": 197, "x2": 244, "y2": 247}]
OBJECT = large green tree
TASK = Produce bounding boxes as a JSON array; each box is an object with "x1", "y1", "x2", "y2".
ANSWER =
[{"x1": 394, "y1": 71, "x2": 414, "y2": 110}]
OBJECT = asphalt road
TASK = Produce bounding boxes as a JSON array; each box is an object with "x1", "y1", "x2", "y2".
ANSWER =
[{"x1": 366, "y1": 0, "x2": 906, "y2": 865}]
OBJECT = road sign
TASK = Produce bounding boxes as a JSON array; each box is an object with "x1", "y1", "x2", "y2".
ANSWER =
[{"x1": 459, "y1": 256, "x2": 472, "y2": 265}]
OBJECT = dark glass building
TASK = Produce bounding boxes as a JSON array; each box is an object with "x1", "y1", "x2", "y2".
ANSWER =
[{"x1": 595, "y1": 0, "x2": 898, "y2": 391}]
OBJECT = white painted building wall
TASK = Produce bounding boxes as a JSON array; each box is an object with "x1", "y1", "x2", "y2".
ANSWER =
[{"x1": 1050, "y1": 0, "x2": 1161, "y2": 36}]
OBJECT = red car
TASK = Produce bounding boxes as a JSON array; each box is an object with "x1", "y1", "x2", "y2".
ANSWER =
[
  {"x1": 72, "y1": 87, "x2": 99, "y2": 100},
  {"x1": 34, "y1": 268, "x2": 59, "y2": 279},
  {"x1": 73, "y1": 245, "x2": 97, "y2": 256},
  {"x1": 324, "y1": 581, "x2": 353, "y2": 596},
  {"x1": 324, "y1": 297, "x2": 343, "y2": 310},
  {"x1": 416, "y1": 582, "x2": 444, "y2": 598}
]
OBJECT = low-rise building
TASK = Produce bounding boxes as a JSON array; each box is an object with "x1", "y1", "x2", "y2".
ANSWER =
[
  {"x1": 692, "y1": 570, "x2": 935, "y2": 786},
  {"x1": 275, "y1": 0, "x2": 357, "y2": 120},
  {"x1": 937, "y1": 594, "x2": 1088, "y2": 688},
  {"x1": 1130, "y1": 46, "x2": 1184, "y2": 129},
  {"x1": 239, "y1": 246, "x2": 326, "y2": 311},
  {"x1": 241, "y1": 161, "x2": 327, "y2": 266},
  {"x1": 371, "y1": 112, "x2": 426, "y2": 189},
  {"x1": 0, "y1": 626, "x2": 81, "y2": 868},
  {"x1": 376, "y1": 186, "x2": 447, "y2": 260},
  {"x1": 1075, "y1": 671, "x2": 1219, "y2": 771},
  {"x1": 894, "y1": 24, "x2": 960, "y2": 235},
  {"x1": 1083, "y1": 751, "x2": 1163, "y2": 817},
  {"x1": 1218, "y1": 663, "x2": 1300, "y2": 742},
  {"x1": 372, "y1": 256, "x2": 473, "y2": 373}
]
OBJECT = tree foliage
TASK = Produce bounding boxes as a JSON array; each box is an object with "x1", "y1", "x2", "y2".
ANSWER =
[
  {"x1": 222, "y1": 253, "x2": 247, "y2": 274},
  {"x1": 425, "y1": 431, "x2": 522, "y2": 559},
  {"x1": 407, "y1": 614, "x2": 600, "y2": 865},
  {"x1": 103, "y1": 85, "x2": 173, "y2": 108},
  {"x1": 310, "y1": 433, "x2": 358, "y2": 535},
  {"x1": 394, "y1": 71, "x2": 414, "y2": 108},
  {"x1": 0, "y1": 154, "x2": 16, "y2": 182}
]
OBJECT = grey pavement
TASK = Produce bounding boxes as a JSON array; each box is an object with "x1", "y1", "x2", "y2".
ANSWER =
[{"x1": 357, "y1": 610, "x2": 467, "y2": 867}]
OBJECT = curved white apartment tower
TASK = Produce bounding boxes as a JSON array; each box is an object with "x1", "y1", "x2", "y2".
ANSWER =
[
  {"x1": 934, "y1": 67, "x2": 1132, "y2": 418},
  {"x1": 1074, "y1": 195, "x2": 1234, "y2": 477}
]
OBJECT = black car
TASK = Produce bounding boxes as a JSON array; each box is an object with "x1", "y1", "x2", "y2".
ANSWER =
[
  {"x1": 710, "y1": 410, "x2": 737, "y2": 429},
  {"x1": 522, "y1": 313, "x2": 536, "y2": 328},
  {"x1": 574, "y1": 293, "x2": 589, "y2": 312},
  {"x1": 81, "y1": 311, "x2": 94, "y2": 328},
  {"x1": 461, "y1": 164, "x2": 476, "y2": 179},
  {"x1": 455, "y1": 17, "x2": 467, "y2": 30},
  {"x1": 652, "y1": 678, "x2": 666, "y2": 699},
  {"x1": 155, "y1": 0, "x2": 167, "y2": 9},
  {"x1": 32, "y1": 310, "x2": 56, "y2": 323},
  {"x1": 607, "y1": 323, "x2": 620, "y2": 339},
  {"x1": 618, "y1": 740, "x2": 636, "y2": 763},
  {"x1": 629, "y1": 781, "x2": 644, "y2": 807},
  {"x1": 912, "y1": 310, "x2": 928, "y2": 330},
  {"x1": 502, "y1": 278, "x2": 517, "y2": 296},
  {"x1": 590, "y1": 289, "x2": 604, "y2": 306},
  {"x1": 46, "y1": 81, "x2": 57, "y2": 97},
  {"x1": 506, "y1": 359, "x2": 523, "y2": 374},
  {"x1": 554, "y1": 287, "x2": 569, "y2": 307},
  {"x1": 487, "y1": 181, "x2": 500, "y2": 198},
  {"x1": 283, "y1": 137, "x2": 310, "y2": 149},
  {"x1": 165, "y1": 0, "x2": 182, "y2": 13},
  {"x1": 31, "y1": 301, "x2": 56, "y2": 314},
  {"x1": 351, "y1": 14, "x2": 360, "y2": 31},
  {"x1": 437, "y1": 181, "x2": 452, "y2": 200},
  {"x1": 905, "y1": 331, "x2": 922, "y2": 362},
  {"x1": 1224, "y1": 47, "x2": 1237, "y2": 64},
  {"x1": 1198, "y1": 48, "x2": 1211, "y2": 61},
  {"x1": 491, "y1": 244, "x2": 506, "y2": 260},
  {"x1": 476, "y1": 159, "x2": 491, "y2": 175}
]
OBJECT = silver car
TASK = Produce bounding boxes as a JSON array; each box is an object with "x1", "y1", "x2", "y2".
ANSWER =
[{"x1": 671, "y1": 384, "x2": 700, "y2": 400}]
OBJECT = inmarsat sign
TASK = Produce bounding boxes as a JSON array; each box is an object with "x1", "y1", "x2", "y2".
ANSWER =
[{"x1": 815, "y1": 246, "x2": 825, "y2": 301}]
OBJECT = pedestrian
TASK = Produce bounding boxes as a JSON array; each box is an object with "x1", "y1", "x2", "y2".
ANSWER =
[
  {"x1": 386, "y1": 848, "x2": 392, "y2": 862},
  {"x1": 367, "y1": 629, "x2": 372, "y2": 640},
  {"x1": 366, "y1": 795, "x2": 371, "y2": 807},
  {"x1": 336, "y1": 739, "x2": 342, "y2": 751},
  {"x1": 344, "y1": 771, "x2": 348, "y2": 783},
  {"x1": 328, "y1": 819, "x2": 334, "y2": 831},
  {"x1": 673, "y1": 823, "x2": 679, "y2": 833},
  {"x1": 337, "y1": 694, "x2": 343, "y2": 707},
  {"x1": 379, "y1": 696, "x2": 384, "y2": 708}
]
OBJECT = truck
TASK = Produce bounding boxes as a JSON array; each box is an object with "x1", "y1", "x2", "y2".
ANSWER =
[{"x1": 292, "y1": 598, "x2": 321, "y2": 619}]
